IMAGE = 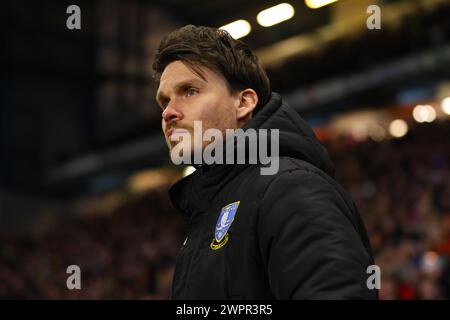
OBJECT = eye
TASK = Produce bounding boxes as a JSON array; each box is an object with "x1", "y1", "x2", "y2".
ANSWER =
[{"x1": 185, "y1": 87, "x2": 198, "y2": 97}]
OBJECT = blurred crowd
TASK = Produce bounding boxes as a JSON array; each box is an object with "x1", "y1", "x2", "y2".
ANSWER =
[
  {"x1": 328, "y1": 121, "x2": 450, "y2": 299},
  {"x1": 1, "y1": 121, "x2": 449, "y2": 299},
  {"x1": 0, "y1": 192, "x2": 185, "y2": 299}
]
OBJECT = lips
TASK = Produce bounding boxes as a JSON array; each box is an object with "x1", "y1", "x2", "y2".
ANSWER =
[
  {"x1": 166, "y1": 128, "x2": 175, "y2": 138},
  {"x1": 166, "y1": 127, "x2": 189, "y2": 139}
]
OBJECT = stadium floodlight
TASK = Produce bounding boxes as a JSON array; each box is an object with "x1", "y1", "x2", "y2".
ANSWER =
[
  {"x1": 220, "y1": 20, "x2": 251, "y2": 39},
  {"x1": 305, "y1": 0, "x2": 338, "y2": 9},
  {"x1": 257, "y1": 3, "x2": 295, "y2": 27},
  {"x1": 389, "y1": 119, "x2": 408, "y2": 138},
  {"x1": 413, "y1": 104, "x2": 436, "y2": 123},
  {"x1": 441, "y1": 97, "x2": 450, "y2": 115}
]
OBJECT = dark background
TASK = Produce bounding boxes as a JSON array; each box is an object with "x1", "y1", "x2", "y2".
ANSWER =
[{"x1": 1, "y1": 0, "x2": 450, "y2": 299}]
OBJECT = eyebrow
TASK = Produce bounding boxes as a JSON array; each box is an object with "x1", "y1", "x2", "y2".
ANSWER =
[{"x1": 156, "y1": 78, "x2": 204, "y2": 106}]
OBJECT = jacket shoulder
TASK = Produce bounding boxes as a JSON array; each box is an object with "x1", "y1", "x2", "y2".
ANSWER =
[{"x1": 255, "y1": 158, "x2": 377, "y2": 299}]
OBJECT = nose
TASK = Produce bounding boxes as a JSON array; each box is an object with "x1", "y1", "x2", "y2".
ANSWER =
[{"x1": 162, "y1": 100, "x2": 183, "y2": 124}]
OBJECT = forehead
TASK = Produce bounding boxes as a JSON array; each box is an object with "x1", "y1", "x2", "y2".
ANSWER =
[{"x1": 159, "y1": 61, "x2": 203, "y2": 88}]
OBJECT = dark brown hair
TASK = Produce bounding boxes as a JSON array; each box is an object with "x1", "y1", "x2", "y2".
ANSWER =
[{"x1": 152, "y1": 25, "x2": 271, "y2": 112}]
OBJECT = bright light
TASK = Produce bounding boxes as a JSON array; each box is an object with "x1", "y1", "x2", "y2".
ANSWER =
[
  {"x1": 305, "y1": 0, "x2": 339, "y2": 9},
  {"x1": 220, "y1": 20, "x2": 251, "y2": 39},
  {"x1": 441, "y1": 97, "x2": 450, "y2": 115},
  {"x1": 182, "y1": 166, "x2": 196, "y2": 177},
  {"x1": 412, "y1": 104, "x2": 436, "y2": 123},
  {"x1": 412, "y1": 105, "x2": 427, "y2": 123},
  {"x1": 257, "y1": 3, "x2": 295, "y2": 27},
  {"x1": 425, "y1": 105, "x2": 437, "y2": 122},
  {"x1": 389, "y1": 119, "x2": 408, "y2": 138}
]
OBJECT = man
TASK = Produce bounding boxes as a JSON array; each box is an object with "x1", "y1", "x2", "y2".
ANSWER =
[{"x1": 152, "y1": 25, "x2": 377, "y2": 299}]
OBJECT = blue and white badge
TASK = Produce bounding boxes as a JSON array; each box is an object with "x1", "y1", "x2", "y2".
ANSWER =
[{"x1": 215, "y1": 201, "x2": 240, "y2": 243}]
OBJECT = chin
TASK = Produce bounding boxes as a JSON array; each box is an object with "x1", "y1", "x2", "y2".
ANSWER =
[{"x1": 168, "y1": 140, "x2": 195, "y2": 158}]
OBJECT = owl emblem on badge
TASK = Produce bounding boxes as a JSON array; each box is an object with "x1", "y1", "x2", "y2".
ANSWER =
[{"x1": 210, "y1": 201, "x2": 240, "y2": 250}]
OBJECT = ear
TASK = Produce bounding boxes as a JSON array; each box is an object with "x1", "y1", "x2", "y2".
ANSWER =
[{"x1": 236, "y1": 89, "x2": 258, "y2": 125}]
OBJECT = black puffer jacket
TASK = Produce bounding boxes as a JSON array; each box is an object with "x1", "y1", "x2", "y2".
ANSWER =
[{"x1": 169, "y1": 92, "x2": 377, "y2": 299}]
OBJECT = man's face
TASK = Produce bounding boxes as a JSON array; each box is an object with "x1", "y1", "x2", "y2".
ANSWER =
[{"x1": 156, "y1": 61, "x2": 240, "y2": 155}]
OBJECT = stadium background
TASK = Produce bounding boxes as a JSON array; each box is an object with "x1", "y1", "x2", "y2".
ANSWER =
[{"x1": 1, "y1": 0, "x2": 450, "y2": 299}]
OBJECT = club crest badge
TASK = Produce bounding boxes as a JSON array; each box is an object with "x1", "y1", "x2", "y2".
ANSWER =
[{"x1": 210, "y1": 201, "x2": 240, "y2": 250}]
